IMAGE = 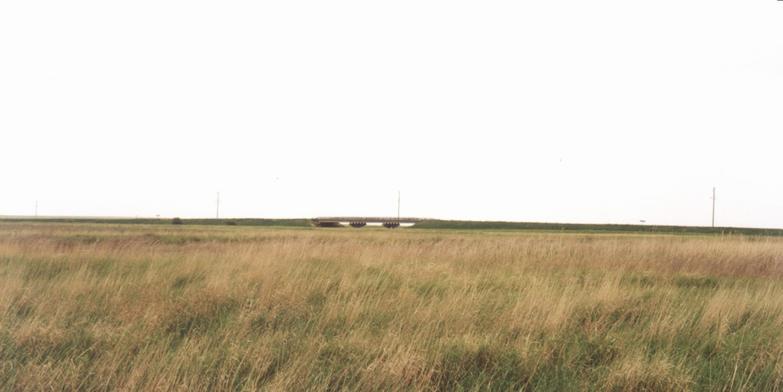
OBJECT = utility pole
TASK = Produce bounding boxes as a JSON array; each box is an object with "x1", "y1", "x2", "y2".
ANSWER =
[
  {"x1": 397, "y1": 191, "x2": 400, "y2": 222},
  {"x1": 711, "y1": 187, "x2": 716, "y2": 228},
  {"x1": 216, "y1": 192, "x2": 220, "y2": 219},
  {"x1": 35, "y1": 200, "x2": 38, "y2": 218}
]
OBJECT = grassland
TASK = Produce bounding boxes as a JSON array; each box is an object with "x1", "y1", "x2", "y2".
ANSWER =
[
  {"x1": 6, "y1": 216, "x2": 783, "y2": 237},
  {"x1": 2, "y1": 222, "x2": 783, "y2": 391}
]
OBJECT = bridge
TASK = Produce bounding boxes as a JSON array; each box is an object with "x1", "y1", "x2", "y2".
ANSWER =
[{"x1": 312, "y1": 217, "x2": 422, "y2": 228}]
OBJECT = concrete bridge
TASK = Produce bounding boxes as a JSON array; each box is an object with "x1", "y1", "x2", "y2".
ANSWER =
[{"x1": 312, "y1": 217, "x2": 422, "y2": 228}]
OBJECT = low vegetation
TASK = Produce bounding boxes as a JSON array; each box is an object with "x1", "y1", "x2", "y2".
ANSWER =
[
  {"x1": 2, "y1": 222, "x2": 783, "y2": 390},
  {"x1": 7, "y1": 217, "x2": 783, "y2": 237}
]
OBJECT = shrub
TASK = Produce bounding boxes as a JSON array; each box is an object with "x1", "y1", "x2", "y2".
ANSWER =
[{"x1": 172, "y1": 217, "x2": 183, "y2": 225}]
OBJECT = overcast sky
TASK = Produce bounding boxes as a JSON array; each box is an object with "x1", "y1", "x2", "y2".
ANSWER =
[{"x1": 2, "y1": 0, "x2": 782, "y2": 227}]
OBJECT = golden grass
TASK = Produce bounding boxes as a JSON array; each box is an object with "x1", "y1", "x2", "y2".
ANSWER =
[{"x1": 2, "y1": 222, "x2": 783, "y2": 390}]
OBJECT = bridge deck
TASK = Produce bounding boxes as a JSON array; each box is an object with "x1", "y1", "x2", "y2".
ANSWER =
[{"x1": 313, "y1": 217, "x2": 421, "y2": 224}]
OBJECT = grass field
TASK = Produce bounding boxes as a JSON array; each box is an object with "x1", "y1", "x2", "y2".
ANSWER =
[
  {"x1": 2, "y1": 222, "x2": 783, "y2": 390},
  {"x1": 5, "y1": 217, "x2": 783, "y2": 236}
]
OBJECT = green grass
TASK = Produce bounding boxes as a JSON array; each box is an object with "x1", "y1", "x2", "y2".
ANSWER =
[
  {"x1": 414, "y1": 219, "x2": 783, "y2": 236},
  {"x1": 4, "y1": 216, "x2": 783, "y2": 237}
]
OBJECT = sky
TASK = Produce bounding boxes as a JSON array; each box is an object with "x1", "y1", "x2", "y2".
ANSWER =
[{"x1": 1, "y1": 0, "x2": 782, "y2": 228}]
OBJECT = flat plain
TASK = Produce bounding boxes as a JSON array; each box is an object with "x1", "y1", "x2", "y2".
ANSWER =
[{"x1": 2, "y1": 222, "x2": 783, "y2": 391}]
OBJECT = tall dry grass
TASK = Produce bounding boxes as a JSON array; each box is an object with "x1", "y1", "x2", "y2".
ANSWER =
[{"x1": 2, "y1": 222, "x2": 783, "y2": 391}]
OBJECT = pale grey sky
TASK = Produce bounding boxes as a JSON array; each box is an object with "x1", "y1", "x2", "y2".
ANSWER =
[{"x1": 1, "y1": 0, "x2": 782, "y2": 228}]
